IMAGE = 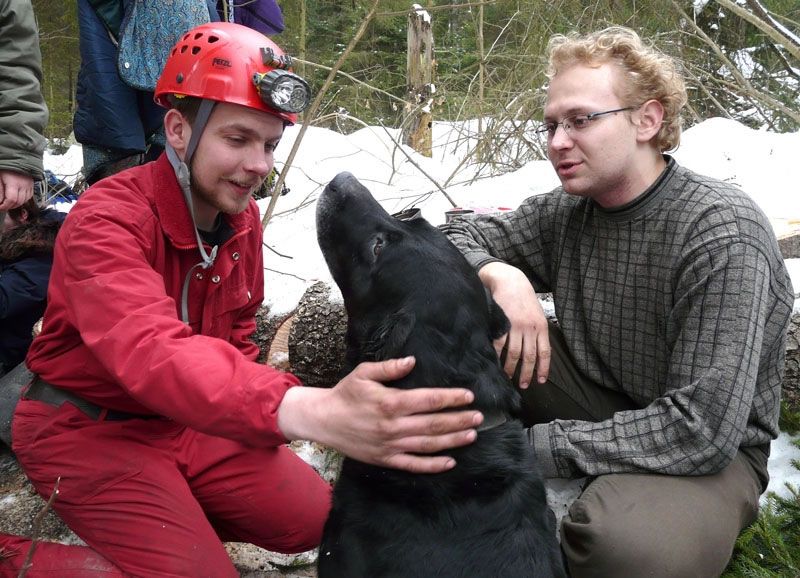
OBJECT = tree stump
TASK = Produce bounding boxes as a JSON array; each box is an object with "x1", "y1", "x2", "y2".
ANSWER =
[
  {"x1": 783, "y1": 311, "x2": 800, "y2": 413},
  {"x1": 777, "y1": 229, "x2": 800, "y2": 259},
  {"x1": 402, "y1": 6, "x2": 435, "y2": 157}
]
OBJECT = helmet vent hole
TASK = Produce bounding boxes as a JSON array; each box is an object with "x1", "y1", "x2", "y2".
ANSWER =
[
  {"x1": 179, "y1": 45, "x2": 187, "y2": 54},
  {"x1": 207, "y1": 35, "x2": 220, "y2": 44},
  {"x1": 192, "y1": 46, "x2": 201, "y2": 55}
]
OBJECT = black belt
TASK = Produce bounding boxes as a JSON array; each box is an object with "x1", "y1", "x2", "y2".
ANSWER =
[{"x1": 24, "y1": 377, "x2": 161, "y2": 421}]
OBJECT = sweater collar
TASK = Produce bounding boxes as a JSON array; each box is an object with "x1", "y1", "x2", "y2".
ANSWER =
[{"x1": 594, "y1": 155, "x2": 676, "y2": 220}]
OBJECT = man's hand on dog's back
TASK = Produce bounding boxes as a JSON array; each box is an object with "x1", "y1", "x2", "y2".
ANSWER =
[{"x1": 278, "y1": 356, "x2": 482, "y2": 473}]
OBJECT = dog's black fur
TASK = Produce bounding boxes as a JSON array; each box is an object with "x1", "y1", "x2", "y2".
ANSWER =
[{"x1": 315, "y1": 172, "x2": 566, "y2": 578}]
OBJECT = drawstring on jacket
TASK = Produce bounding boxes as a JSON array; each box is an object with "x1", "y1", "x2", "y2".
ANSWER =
[{"x1": 165, "y1": 99, "x2": 219, "y2": 324}]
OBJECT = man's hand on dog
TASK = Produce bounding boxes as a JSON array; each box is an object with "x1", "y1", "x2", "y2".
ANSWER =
[
  {"x1": 479, "y1": 261, "x2": 551, "y2": 388},
  {"x1": 278, "y1": 356, "x2": 482, "y2": 473}
]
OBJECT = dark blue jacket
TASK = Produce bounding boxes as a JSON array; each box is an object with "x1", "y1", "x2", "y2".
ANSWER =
[
  {"x1": 73, "y1": 0, "x2": 284, "y2": 154},
  {"x1": 0, "y1": 208, "x2": 65, "y2": 372},
  {"x1": 73, "y1": 0, "x2": 219, "y2": 153}
]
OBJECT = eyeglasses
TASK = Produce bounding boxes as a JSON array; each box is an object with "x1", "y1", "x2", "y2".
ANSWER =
[{"x1": 535, "y1": 106, "x2": 637, "y2": 138}]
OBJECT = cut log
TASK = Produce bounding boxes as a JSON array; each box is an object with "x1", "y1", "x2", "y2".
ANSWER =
[
  {"x1": 777, "y1": 229, "x2": 800, "y2": 259},
  {"x1": 288, "y1": 282, "x2": 348, "y2": 388}
]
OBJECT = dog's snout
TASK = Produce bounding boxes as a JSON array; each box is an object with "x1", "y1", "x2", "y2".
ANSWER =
[{"x1": 327, "y1": 172, "x2": 357, "y2": 195}]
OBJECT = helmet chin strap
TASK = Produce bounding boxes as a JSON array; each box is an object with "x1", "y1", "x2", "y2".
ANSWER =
[{"x1": 165, "y1": 98, "x2": 220, "y2": 324}]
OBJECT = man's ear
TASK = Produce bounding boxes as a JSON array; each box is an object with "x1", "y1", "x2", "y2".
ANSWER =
[
  {"x1": 636, "y1": 99, "x2": 664, "y2": 143},
  {"x1": 164, "y1": 108, "x2": 192, "y2": 159}
]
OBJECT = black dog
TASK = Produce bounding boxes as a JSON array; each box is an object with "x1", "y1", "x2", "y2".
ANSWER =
[{"x1": 315, "y1": 172, "x2": 566, "y2": 578}]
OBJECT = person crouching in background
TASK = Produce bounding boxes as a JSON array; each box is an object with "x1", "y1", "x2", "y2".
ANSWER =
[{"x1": 0, "y1": 199, "x2": 64, "y2": 377}]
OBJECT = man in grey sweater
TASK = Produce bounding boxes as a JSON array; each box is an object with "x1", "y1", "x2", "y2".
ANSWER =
[{"x1": 442, "y1": 26, "x2": 794, "y2": 577}]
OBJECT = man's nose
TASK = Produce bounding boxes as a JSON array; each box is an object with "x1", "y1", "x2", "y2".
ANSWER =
[
  {"x1": 245, "y1": 149, "x2": 273, "y2": 177},
  {"x1": 549, "y1": 124, "x2": 573, "y2": 148}
]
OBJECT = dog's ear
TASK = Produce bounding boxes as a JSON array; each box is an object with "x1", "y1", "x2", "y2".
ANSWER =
[
  {"x1": 485, "y1": 287, "x2": 511, "y2": 340},
  {"x1": 370, "y1": 309, "x2": 417, "y2": 360}
]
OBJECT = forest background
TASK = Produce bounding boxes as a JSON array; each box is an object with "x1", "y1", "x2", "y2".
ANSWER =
[{"x1": 31, "y1": 0, "x2": 800, "y2": 164}]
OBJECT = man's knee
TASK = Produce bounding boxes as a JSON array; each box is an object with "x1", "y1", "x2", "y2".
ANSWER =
[{"x1": 560, "y1": 474, "x2": 742, "y2": 578}]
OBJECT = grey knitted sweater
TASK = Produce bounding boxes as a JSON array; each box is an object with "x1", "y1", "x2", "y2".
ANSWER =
[{"x1": 442, "y1": 157, "x2": 794, "y2": 479}]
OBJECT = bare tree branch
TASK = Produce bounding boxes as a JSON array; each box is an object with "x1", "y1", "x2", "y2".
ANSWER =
[
  {"x1": 294, "y1": 58, "x2": 407, "y2": 106},
  {"x1": 671, "y1": 0, "x2": 800, "y2": 125},
  {"x1": 377, "y1": 122, "x2": 458, "y2": 207},
  {"x1": 261, "y1": 0, "x2": 385, "y2": 232},
  {"x1": 18, "y1": 477, "x2": 61, "y2": 578},
  {"x1": 378, "y1": 1, "x2": 499, "y2": 18},
  {"x1": 713, "y1": 0, "x2": 800, "y2": 60}
]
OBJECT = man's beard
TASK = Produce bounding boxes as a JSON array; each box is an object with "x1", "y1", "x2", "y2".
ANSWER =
[{"x1": 189, "y1": 171, "x2": 262, "y2": 216}]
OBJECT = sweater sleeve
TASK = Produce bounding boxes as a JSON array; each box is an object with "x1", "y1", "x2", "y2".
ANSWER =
[
  {"x1": 532, "y1": 240, "x2": 785, "y2": 478},
  {"x1": 441, "y1": 193, "x2": 558, "y2": 293},
  {"x1": 0, "y1": 0, "x2": 48, "y2": 180}
]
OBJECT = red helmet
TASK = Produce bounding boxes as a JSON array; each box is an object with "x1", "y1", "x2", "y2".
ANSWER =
[{"x1": 154, "y1": 22, "x2": 310, "y2": 125}]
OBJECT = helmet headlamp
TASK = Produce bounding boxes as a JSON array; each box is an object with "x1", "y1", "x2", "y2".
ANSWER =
[
  {"x1": 253, "y1": 70, "x2": 311, "y2": 114},
  {"x1": 155, "y1": 22, "x2": 307, "y2": 125}
]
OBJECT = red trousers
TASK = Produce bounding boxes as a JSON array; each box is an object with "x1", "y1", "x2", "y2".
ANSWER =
[{"x1": 4, "y1": 398, "x2": 332, "y2": 577}]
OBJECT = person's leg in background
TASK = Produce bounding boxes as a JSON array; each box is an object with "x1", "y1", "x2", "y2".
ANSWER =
[
  {"x1": 74, "y1": 0, "x2": 159, "y2": 188},
  {"x1": 0, "y1": 533, "x2": 123, "y2": 578}
]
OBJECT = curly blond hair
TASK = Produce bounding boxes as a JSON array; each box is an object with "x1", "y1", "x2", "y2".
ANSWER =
[{"x1": 545, "y1": 26, "x2": 687, "y2": 152}]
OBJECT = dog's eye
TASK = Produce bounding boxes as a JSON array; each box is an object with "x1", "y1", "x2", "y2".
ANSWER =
[{"x1": 373, "y1": 237, "x2": 384, "y2": 256}]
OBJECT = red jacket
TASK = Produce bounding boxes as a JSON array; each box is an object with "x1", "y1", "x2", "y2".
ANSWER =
[{"x1": 26, "y1": 154, "x2": 299, "y2": 447}]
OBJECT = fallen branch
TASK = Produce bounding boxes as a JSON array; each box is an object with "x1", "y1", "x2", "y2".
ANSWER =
[
  {"x1": 18, "y1": 476, "x2": 61, "y2": 578},
  {"x1": 716, "y1": 0, "x2": 800, "y2": 59},
  {"x1": 670, "y1": 0, "x2": 800, "y2": 125}
]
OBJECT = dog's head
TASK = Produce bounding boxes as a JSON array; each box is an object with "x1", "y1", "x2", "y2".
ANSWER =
[{"x1": 316, "y1": 172, "x2": 517, "y2": 412}]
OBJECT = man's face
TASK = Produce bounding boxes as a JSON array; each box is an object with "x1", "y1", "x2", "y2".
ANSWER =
[
  {"x1": 187, "y1": 102, "x2": 285, "y2": 229},
  {"x1": 543, "y1": 62, "x2": 643, "y2": 208}
]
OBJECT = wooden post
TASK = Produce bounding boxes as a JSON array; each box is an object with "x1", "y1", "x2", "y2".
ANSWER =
[{"x1": 403, "y1": 5, "x2": 435, "y2": 157}]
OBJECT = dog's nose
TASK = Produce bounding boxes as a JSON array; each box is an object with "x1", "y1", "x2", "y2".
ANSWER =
[{"x1": 328, "y1": 172, "x2": 356, "y2": 193}]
